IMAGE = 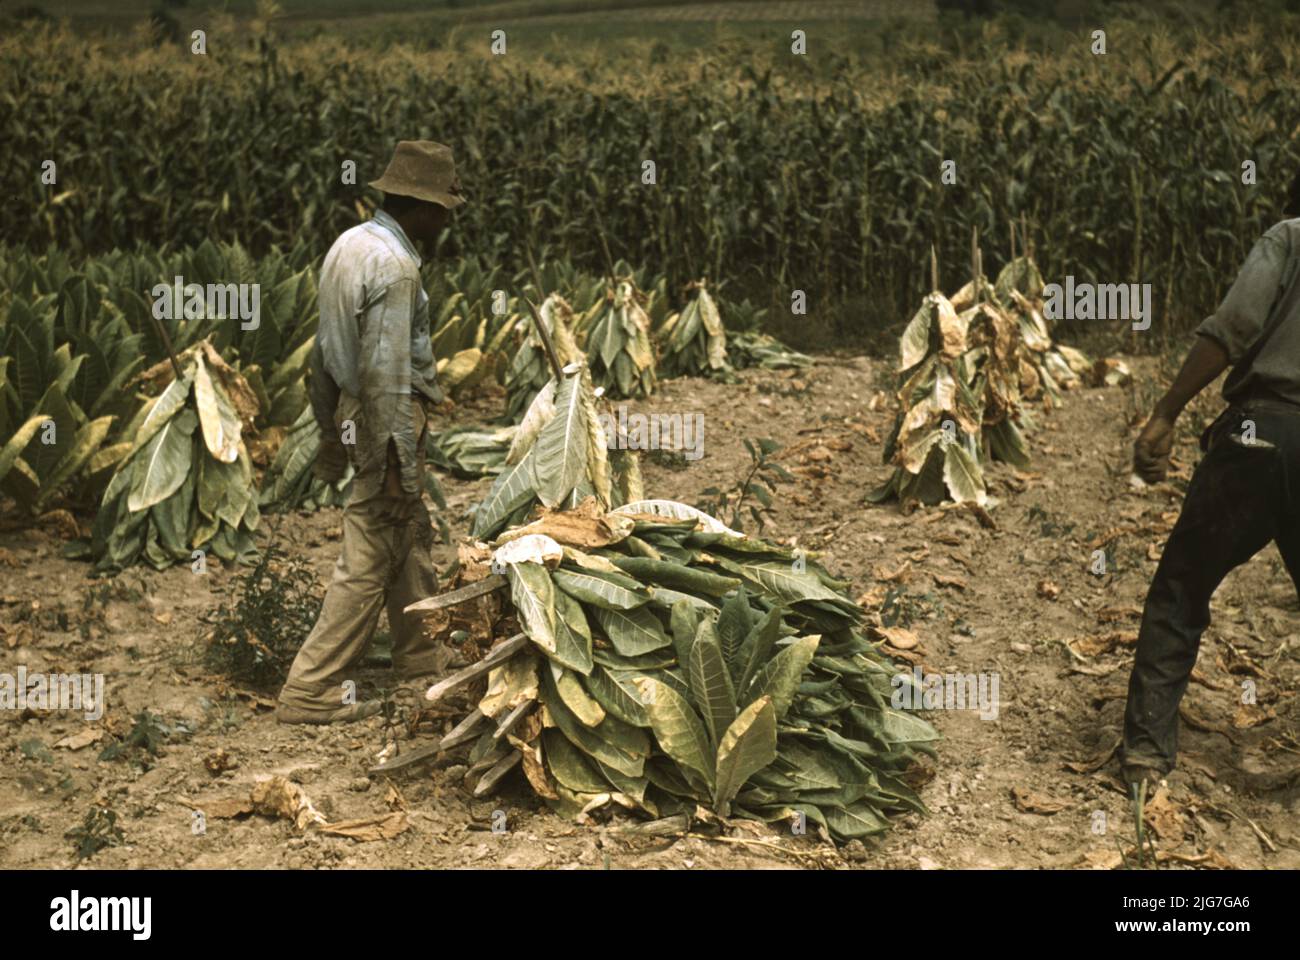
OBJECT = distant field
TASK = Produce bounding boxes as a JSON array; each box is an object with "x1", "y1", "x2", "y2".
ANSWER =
[
  {"x1": 32, "y1": 0, "x2": 934, "y2": 27},
  {"x1": 23, "y1": 1, "x2": 939, "y2": 62}
]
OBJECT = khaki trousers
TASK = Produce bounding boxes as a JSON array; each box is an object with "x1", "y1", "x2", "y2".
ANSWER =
[{"x1": 277, "y1": 399, "x2": 441, "y2": 713}]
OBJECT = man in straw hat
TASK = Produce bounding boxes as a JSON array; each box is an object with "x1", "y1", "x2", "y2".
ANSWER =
[{"x1": 277, "y1": 141, "x2": 466, "y2": 724}]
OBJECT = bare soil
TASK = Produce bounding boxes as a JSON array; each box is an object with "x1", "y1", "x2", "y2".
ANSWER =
[{"x1": 2, "y1": 353, "x2": 1298, "y2": 870}]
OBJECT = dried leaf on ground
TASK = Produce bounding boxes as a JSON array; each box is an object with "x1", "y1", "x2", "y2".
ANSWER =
[
  {"x1": 1142, "y1": 785, "x2": 1186, "y2": 842},
  {"x1": 1010, "y1": 785, "x2": 1070, "y2": 814},
  {"x1": 931, "y1": 572, "x2": 967, "y2": 591},
  {"x1": 1232, "y1": 704, "x2": 1276, "y2": 729},
  {"x1": 318, "y1": 812, "x2": 410, "y2": 842},
  {"x1": 54, "y1": 728, "x2": 104, "y2": 750},
  {"x1": 872, "y1": 625, "x2": 920, "y2": 650}
]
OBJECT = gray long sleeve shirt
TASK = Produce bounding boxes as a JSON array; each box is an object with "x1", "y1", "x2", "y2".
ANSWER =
[
  {"x1": 1197, "y1": 217, "x2": 1300, "y2": 407},
  {"x1": 309, "y1": 209, "x2": 444, "y2": 498}
]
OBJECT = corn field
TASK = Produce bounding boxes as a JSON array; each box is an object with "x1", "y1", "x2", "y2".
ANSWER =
[{"x1": 5, "y1": 21, "x2": 1300, "y2": 341}]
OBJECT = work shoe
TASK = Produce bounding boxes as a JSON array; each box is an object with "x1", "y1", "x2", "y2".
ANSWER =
[
  {"x1": 275, "y1": 699, "x2": 383, "y2": 726},
  {"x1": 1121, "y1": 762, "x2": 1166, "y2": 791}
]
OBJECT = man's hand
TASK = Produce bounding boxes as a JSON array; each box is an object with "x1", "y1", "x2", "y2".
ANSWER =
[
  {"x1": 1133, "y1": 412, "x2": 1176, "y2": 483},
  {"x1": 315, "y1": 434, "x2": 350, "y2": 484}
]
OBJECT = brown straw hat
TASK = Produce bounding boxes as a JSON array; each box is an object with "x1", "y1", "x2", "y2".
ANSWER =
[{"x1": 369, "y1": 141, "x2": 466, "y2": 209}]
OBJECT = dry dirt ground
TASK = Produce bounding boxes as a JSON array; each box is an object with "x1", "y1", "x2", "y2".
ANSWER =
[{"x1": 2, "y1": 353, "x2": 1298, "y2": 870}]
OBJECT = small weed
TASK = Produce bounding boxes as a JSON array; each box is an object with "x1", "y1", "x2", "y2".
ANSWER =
[
  {"x1": 199, "y1": 541, "x2": 322, "y2": 690},
  {"x1": 697, "y1": 437, "x2": 792, "y2": 533},
  {"x1": 99, "y1": 710, "x2": 190, "y2": 768},
  {"x1": 880, "y1": 587, "x2": 944, "y2": 629},
  {"x1": 202, "y1": 695, "x2": 246, "y2": 733},
  {"x1": 1026, "y1": 505, "x2": 1075, "y2": 539},
  {"x1": 376, "y1": 686, "x2": 409, "y2": 751},
  {"x1": 19, "y1": 738, "x2": 53, "y2": 763},
  {"x1": 66, "y1": 806, "x2": 124, "y2": 861}
]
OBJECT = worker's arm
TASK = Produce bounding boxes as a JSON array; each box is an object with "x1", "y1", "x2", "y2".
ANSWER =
[
  {"x1": 308, "y1": 337, "x2": 349, "y2": 483},
  {"x1": 1133, "y1": 225, "x2": 1289, "y2": 482},
  {"x1": 1132, "y1": 337, "x2": 1229, "y2": 482},
  {"x1": 357, "y1": 275, "x2": 421, "y2": 494}
]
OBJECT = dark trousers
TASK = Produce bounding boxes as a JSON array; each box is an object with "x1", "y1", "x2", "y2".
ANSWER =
[{"x1": 1121, "y1": 402, "x2": 1300, "y2": 774}]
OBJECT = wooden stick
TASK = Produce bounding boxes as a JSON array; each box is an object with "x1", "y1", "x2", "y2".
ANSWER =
[
  {"x1": 467, "y1": 745, "x2": 511, "y2": 779},
  {"x1": 367, "y1": 737, "x2": 443, "y2": 775},
  {"x1": 145, "y1": 307, "x2": 184, "y2": 383},
  {"x1": 524, "y1": 296, "x2": 566, "y2": 382},
  {"x1": 929, "y1": 244, "x2": 939, "y2": 293},
  {"x1": 439, "y1": 708, "x2": 488, "y2": 751},
  {"x1": 364, "y1": 706, "x2": 490, "y2": 775},
  {"x1": 607, "y1": 813, "x2": 690, "y2": 837},
  {"x1": 525, "y1": 213, "x2": 547, "y2": 297},
  {"x1": 424, "y1": 632, "x2": 529, "y2": 704},
  {"x1": 493, "y1": 699, "x2": 534, "y2": 739},
  {"x1": 473, "y1": 752, "x2": 521, "y2": 797},
  {"x1": 403, "y1": 574, "x2": 507, "y2": 616}
]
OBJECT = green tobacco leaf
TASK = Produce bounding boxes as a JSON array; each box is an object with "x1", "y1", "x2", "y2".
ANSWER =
[
  {"x1": 26, "y1": 383, "x2": 77, "y2": 482},
  {"x1": 736, "y1": 605, "x2": 784, "y2": 693},
  {"x1": 550, "y1": 588, "x2": 594, "y2": 675},
  {"x1": 0, "y1": 414, "x2": 48, "y2": 484},
  {"x1": 863, "y1": 707, "x2": 941, "y2": 745},
  {"x1": 635, "y1": 676, "x2": 715, "y2": 791},
  {"x1": 649, "y1": 586, "x2": 719, "y2": 616},
  {"x1": 942, "y1": 442, "x2": 986, "y2": 506},
  {"x1": 34, "y1": 415, "x2": 114, "y2": 511},
  {"x1": 582, "y1": 667, "x2": 650, "y2": 727},
  {"x1": 532, "y1": 373, "x2": 588, "y2": 508},
  {"x1": 610, "y1": 556, "x2": 740, "y2": 597},
  {"x1": 126, "y1": 364, "x2": 195, "y2": 460},
  {"x1": 688, "y1": 620, "x2": 736, "y2": 746},
  {"x1": 713, "y1": 695, "x2": 777, "y2": 815},
  {"x1": 198, "y1": 453, "x2": 239, "y2": 519},
  {"x1": 592, "y1": 646, "x2": 677, "y2": 672},
  {"x1": 127, "y1": 408, "x2": 197, "y2": 512},
  {"x1": 553, "y1": 568, "x2": 650, "y2": 610},
  {"x1": 542, "y1": 667, "x2": 647, "y2": 778},
  {"x1": 669, "y1": 598, "x2": 699, "y2": 668},
  {"x1": 716, "y1": 585, "x2": 753, "y2": 664},
  {"x1": 594, "y1": 759, "x2": 652, "y2": 808},
  {"x1": 551, "y1": 663, "x2": 606, "y2": 728},
  {"x1": 708, "y1": 555, "x2": 846, "y2": 606},
  {"x1": 471, "y1": 448, "x2": 537, "y2": 538},
  {"x1": 543, "y1": 729, "x2": 608, "y2": 794},
  {"x1": 822, "y1": 801, "x2": 890, "y2": 840},
  {"x1": 593, "y1": 605, "x2": 671, "y2": 656},
  {"x1": 507, "y1": 561, "x2": 557, "y2": 653},
  {"x1": 745, "y1": 634, "x2": 820, "y2": 719}
]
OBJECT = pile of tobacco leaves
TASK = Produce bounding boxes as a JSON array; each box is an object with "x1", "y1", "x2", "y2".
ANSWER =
[{"x1": 417, "y1": 367, "x2": 937, "y2": 843}]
